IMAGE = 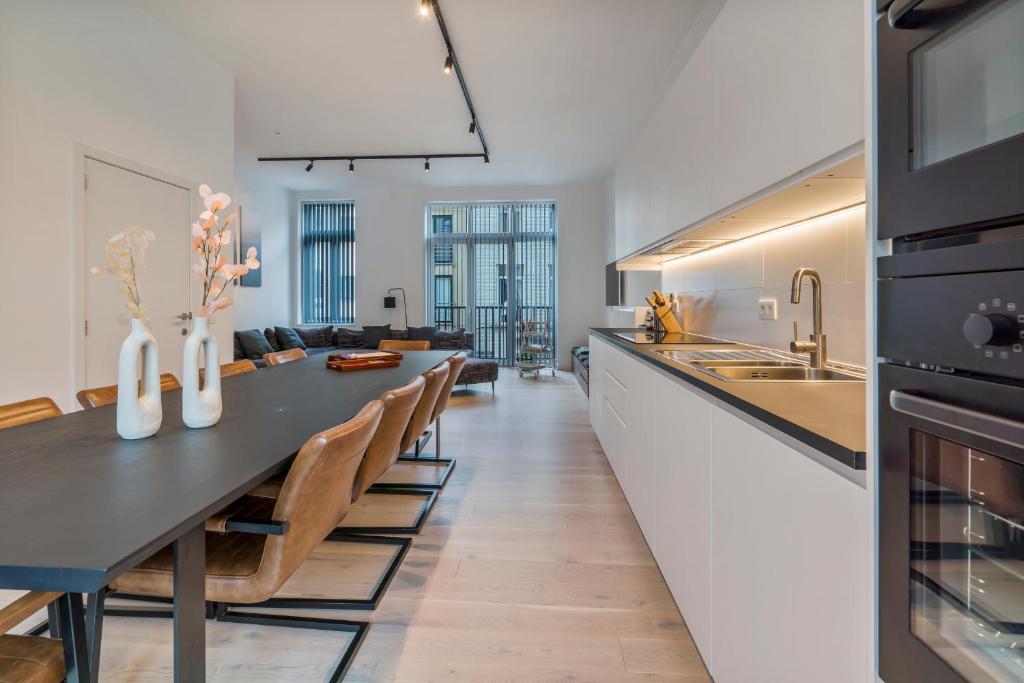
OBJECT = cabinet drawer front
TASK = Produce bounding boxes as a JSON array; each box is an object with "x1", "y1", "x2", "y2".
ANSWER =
[{"x1": 603, "y1": 368, "x2": 629, "y2": 422}]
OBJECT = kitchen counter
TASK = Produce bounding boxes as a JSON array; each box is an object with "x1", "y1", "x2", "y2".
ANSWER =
[{"x1": 590, "y1": 328, "x2": 866, "y2": 470}]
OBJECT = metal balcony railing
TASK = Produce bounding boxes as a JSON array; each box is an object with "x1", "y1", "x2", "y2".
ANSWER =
[{"x1": 434, "y1": 305, "x2": 553, "y2": 366}]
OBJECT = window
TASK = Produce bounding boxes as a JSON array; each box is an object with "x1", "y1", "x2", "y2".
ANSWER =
[
  {"x1": 300, "y1": 200, "x2": 355, "y2": 324},
  {"x1": 433, "y1": 215, "x2": 453, "y2": 264}
]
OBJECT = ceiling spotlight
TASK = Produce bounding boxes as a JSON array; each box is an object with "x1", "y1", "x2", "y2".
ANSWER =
[
  {"x1": 419, "y1": 0, "x2": 430, "y2": 16},
  {"x1": 424, "y1": 158, "x2": 431, "y2": 173},
  {"x1": 484, "y1": 153, "x2": 490, "y2": 164},
  {"x1": 468, "y1": 120, "x2": 476, "y2": 135},
  {"x1": 443, "y1": 55, "x2": 453, "y2": 74},
  {"x1": 305, "y1": 160, "x2": 314, "y2": 172},
  {"x1": 349, "y1": 159, "x2": 355, "y2": 174}
]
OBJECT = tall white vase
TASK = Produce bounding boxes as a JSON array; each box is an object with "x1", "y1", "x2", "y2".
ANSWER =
[
  {"x1": 182, "y1": 316, "x2": 222, "y2": 428},
  {"x1": 117, "y1": 318, "x2": 162, "y2": 439}
]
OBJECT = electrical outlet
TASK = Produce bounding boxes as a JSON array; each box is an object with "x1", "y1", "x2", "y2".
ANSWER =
[{"x1": 758, "y1": 298, "x2": 778, "y2": 320}]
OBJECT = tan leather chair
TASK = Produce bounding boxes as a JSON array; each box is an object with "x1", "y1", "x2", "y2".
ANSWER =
[
  {"x1": 109, "y1": 400, "x2": 384, "y2": 682},
  {"x1": 379, "y1": 339, "x2": 430, "y2": 352},
  {"x1": 263, "y1": 348, "x2": 307, "y2": 367},
  {"x1": 0, "y1": 397, "x2": 61, "y2": 430},
  {"x1": 400, "y1": 361, "x2": 451, "y2": 456},
  {"x1": 200, "y1": 359, "x2": 257, "y2": 383},
  {"x1": 76, "y1": 373, "x2": 181, "y2": 410},
  {"x1": 0, "y1": 591, "x2": 65, "y2": 683}
]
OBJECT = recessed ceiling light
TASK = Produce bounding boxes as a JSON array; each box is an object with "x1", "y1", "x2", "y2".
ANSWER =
[{"x1": 419, "y1": 0, "x2": 430, "y2": 16}]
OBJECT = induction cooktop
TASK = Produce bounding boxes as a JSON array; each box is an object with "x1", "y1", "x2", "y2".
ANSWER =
[{"x1": 611, "y1": 331, "x2": 733, "y2": 345}]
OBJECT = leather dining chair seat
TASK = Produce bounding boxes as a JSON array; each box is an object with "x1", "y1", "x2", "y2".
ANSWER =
[
  {"x1": 263, "y1": 348, "x2": 307, "y2": 367},
  {"x1": 0, "y1": 591, "x2": 65, "y2": 683},
  {"x1": 399, "y1": 361, "x2": 450, "y2": 455},
  {"x1": 76, "y1": 373, "x2": 181, "y2": 410},
  {"x1": 110, "y1": 399, "x2": 383, "y2": 605}
]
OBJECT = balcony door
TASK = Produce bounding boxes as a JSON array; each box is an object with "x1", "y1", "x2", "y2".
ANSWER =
[{"x1": 425, "y1": 202, "x2": 556, "y2": 366}]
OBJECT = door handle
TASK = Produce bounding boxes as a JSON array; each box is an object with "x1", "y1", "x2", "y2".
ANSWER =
[
  {"x1": 887, "y1": 0, "x2": 926, "y2": 28},
  {"x1": 889, "y1": 390, "x2": 1024, "y2": 449},
  {"x1": 176, "y1": 312, "x2": 192, "y2": 321}
]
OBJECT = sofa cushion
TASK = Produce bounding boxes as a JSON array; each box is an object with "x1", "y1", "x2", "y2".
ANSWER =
[
  {"x1": 437, "y1": 328, "x2": 468, "y2": 349},
  {"x1": 233, "y1": 333, "x2": 245, "y2": 361},
  {"x1": 334, "y1": 328, "x2": 364, "y2": 348},
  {"x1": 275, "y1": 326, "x2": 307, "y2": 351},
  {"x1": 262, "y1": 328, "x2": 280, "y2": 352},
  {"x1": 295, "y1": 325, "x2": 334, "y2": 348},
  {"x1": 237, "y1": 329, "x2": 274, "y2": 361},
  {"x1": 361, "y1": 324, "x2": 392, "y2": 350},
  {"x1": 407, "y1": 325, "x2": 438, "y2": 349}
]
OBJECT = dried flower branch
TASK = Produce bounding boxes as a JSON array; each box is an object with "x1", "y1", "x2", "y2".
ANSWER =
[
  {"x1": 192, "y1": 184, "x2": 259, "y2": 317},
  {"x1": 90, "y1": 226, "x2": 155, "y2": 323}
]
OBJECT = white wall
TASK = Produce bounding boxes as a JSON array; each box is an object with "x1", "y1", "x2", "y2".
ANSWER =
[
  {"x1": 235, "y1": 177, "x2": 609, "y2": 369},
  {"x1": 0, "y1": 0, "x2": 235, "y2": 411},
  {"x1": 233, "y1": 178, "x2": 290, "y2": 330},
  {"x1": 661, "y1": 205, "x2": 867, "y2": 367}
]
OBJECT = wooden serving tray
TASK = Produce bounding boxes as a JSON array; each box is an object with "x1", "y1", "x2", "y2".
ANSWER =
[{"x1": 326, "y1": 351, "x2": 403, "y2": 372}]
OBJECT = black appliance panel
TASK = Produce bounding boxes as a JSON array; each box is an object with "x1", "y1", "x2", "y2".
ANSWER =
[
  {"x1": 877, "y1": 0, "x2": 1024, "y2": 240},
  {"x1": 880, "y1": 364, "x2": 1024, "y2": 683},
  {"x1": 878, "y1": 269, "x2": 1024, "y2": 378}
]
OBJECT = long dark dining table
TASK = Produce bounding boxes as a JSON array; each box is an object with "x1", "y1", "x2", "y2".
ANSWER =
[{"x1": 0, "y1": 350, "x2": 453, "y2": 682}]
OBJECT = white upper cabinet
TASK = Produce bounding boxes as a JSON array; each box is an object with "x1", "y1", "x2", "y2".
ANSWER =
[
  {"x1": 612, "y1": 0, "x2": 864, "y2": 261},
  {"x1": 711, "y1": 0, "x2": 797, "y2": 210},
  {"x1": 795, "y1": 0, "x2": 864, "y2": 168}
]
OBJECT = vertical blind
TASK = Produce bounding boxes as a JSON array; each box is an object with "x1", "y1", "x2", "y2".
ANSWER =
[{"x1": 300, "y1": 201, "x2": 355, "y2": 324}]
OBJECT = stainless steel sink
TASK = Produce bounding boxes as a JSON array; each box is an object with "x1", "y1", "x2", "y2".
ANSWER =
[
  {"x1": 687, "y1": 359, "x2": 803, "y2": 368},
  {"x1": 702, "y1": 366, "x2": 863, "y2": 382}
]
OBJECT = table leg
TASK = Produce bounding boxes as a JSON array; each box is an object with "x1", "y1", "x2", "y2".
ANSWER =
[
  {"x1": 56, "y1": 593, "x2": 91, "y2": 683},
  {"x1": 86, "y1": 590, "x2": 106, "y2": 683},
  {"x1": 173, "y1": 523, "x2": 206, "y2": 683}
]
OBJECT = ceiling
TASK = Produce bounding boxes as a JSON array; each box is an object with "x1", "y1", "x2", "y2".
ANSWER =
[{"x1": 136, "y1": 0, "x2": 712, "y2": 190}]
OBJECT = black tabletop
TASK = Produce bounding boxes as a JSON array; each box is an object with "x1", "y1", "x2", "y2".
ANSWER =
[{"x1": 0, "y1": 351, "x2": 452, "y2": 592}]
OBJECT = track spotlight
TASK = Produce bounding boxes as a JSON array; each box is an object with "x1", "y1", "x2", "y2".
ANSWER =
[
  {"x1": 305, "y1": 160, "x2": 314, "y2": 172},
  {"x1": 424, "y1": 158, "x2": 431, "y2": 173},
  {"x1": 419, "y1": 0, "x2": 430, "y2": 16},
  {"x1": 443, "y1": 55, "x2": 453, "y2": 74},
  {"x1": 349, "y1": 159, "x2": 355, "y2": 174},
  {"x1": 468, "y1": 120, "x2": 476, "y2": 135},
  {"x1": 484, "y1": 154, "x2": 490, "y2": 164}
]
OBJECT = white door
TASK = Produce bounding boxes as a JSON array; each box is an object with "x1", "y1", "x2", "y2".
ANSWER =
[{"x1": 84, "y1": 157, "x2": 192, "y2": 388}]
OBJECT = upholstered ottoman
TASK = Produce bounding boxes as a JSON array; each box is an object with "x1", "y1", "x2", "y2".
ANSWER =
[{"x1": 458, "y1": 357, "x2": 499, "y2": 391}]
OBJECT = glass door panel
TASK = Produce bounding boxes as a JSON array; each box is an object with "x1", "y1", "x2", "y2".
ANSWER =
[
  {"x1": 910, "y1": 430, "x2": 1024, "y2": 682},
  {"x1": 473, "y1": 240, "x2": 510, "y2": 362}
]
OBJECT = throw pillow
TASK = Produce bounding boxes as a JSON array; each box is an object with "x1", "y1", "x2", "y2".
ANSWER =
[
  {"x1": 334, "y1": 328, "x2": 364, "y2": 348},
  {"x1": 275, "y1": 326, "x2": 307, "y2": 351},
  {"x1": 407, "y1": 325, "x2": 438, "y2": 349},
  {"x1": 295, "y1": 325, "x2": 334, "y2": 348},
  {"x1": 437, "y1": 328, "x2": 468, "y2": 349},
  {"x1": 393, "y1": 328, "x2": 409, "y2": 341},
  {"x1": 233, "y1": 333, "x2": 245, "y2": 361},
  {"x1": 237, "y1": 329, "x2": 274, "y2": 361},
  {"x1": 361, "y1": 324, "x2": 392, "y2": 350},
  {"x1": 263, "y1": 328, "x2": 281, "y2": 352}
]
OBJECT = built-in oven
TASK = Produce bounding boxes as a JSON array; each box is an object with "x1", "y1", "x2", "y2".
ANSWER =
[
  {"x1": 879, "y1": 260, "x2": 1024, "y2": 682},
  {"x1": 877, "y1": 0, "x2": 1024, "y2": 240}
]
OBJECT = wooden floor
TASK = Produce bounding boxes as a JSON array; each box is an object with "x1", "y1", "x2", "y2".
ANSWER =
[{"x1": 3, "y1": 369, "x2": 711, "y2": 681}]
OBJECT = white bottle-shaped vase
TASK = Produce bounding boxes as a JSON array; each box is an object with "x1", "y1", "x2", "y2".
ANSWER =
[
  {"x1": 117, "y1": 318, "x2": 162, "y2": 439},
  {"x1": 182, "y1": 316, "x2": 222, "y2": 429}
]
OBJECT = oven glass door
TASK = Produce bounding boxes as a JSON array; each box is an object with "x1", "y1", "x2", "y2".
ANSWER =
[
  {"x1": 910, "y1": 430, "x2": 1024, "y2": 682},
  {"x1": 910, "y1": 0, "x2": 1024, "y2": 170},
  {"x1": 876, "y1": 0, "x2": 1024, "y2": 239},
  {"x1": 881, "y1": 364, "x2": 1024, "y2": 683}
]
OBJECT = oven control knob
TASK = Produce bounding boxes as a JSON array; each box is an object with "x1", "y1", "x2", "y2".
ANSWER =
[{"x1": 963, "y1": 313, "x2": 1017, "y2": 347}]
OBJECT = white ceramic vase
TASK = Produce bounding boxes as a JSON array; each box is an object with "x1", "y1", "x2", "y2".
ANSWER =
[
  {"x1": 182, "y1": 316, "x2": 222, "y2": 429},
  {"x1": 117, "y1": 318, "x2": 162, "y2": 439}
]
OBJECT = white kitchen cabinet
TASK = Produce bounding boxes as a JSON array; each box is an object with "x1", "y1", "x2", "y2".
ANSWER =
[
  {"x1": 651, "y1": 366, "x2": 713, "y2": 665},
  {"x1": 710, "y1": 409, "x2": 868, "y2": 683},
  {"x1": 711, "y1": 0, "x2": 797, "y2": 210},
  {"x1": 794, "y1": 0, "x2": 864, "y2": 169},
  {"x1": 588, "y1": 335, "x2": 605, "y2": 444},
  {"x1": 623, "y1": 359, "x2": 660, "y2": 550}
]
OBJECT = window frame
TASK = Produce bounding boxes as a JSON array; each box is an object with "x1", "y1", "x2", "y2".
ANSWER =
[{"x1": 296, "y1": 199, "x2": 357, "y2": 325}]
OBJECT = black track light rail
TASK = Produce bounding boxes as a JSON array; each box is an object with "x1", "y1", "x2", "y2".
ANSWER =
[
  {"x1": 258, "y1": 0, "x2": 489, "y2": 172},
  {"x1": 430, "y1": 0, "x2": 489, "y2": 158}
]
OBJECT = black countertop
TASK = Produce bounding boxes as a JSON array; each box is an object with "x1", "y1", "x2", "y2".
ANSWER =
[{"x1": 590, "y1": 328, "x2": 866, "y2": 470}]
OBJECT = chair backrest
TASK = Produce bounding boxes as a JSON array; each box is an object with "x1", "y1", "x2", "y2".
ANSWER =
[
  {"x1": 399, "y1": 361, "x2": 450, "y2": 454},
  {"x1": 255, "y1": 400, "x2": 383, "y2": 596},
  {"x1": 263, "y1": 348, "x2": 307, "y2": 367},
  {"x1": 200, "y1": 359, "x2": 257, "y2": 384},
  {"x1": 76, "y1": 373, "x2": 181, "y2": 410},
  {"x1": 351, "y1": 375, "x2": 426, "y2": 500},
  {"x1": 0, "y1": 397, "x2": 62, "y2": 430},
  {"x1": 431, "y1": 352, "x2": 468, "y2": 422},
  {"x1": 379, "y1": 339, "x2": 430, "y2": 352}
]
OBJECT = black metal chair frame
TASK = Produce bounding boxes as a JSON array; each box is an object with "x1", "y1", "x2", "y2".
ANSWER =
[{"x1": 387, "y1": 417, "x2": 456, "y2": 490}]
